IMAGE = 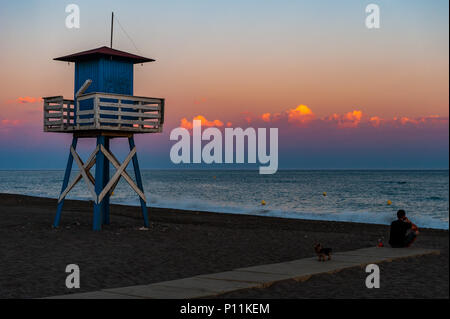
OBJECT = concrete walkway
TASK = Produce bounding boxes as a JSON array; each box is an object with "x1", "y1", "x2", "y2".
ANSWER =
[{"x1": 45, "y1": 247, "x2": 439, "y2": 299}]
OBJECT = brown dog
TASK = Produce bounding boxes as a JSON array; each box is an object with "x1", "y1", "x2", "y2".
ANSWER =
[{"x1": 314, "y1": 243, "x2": 332, "y2": 261}]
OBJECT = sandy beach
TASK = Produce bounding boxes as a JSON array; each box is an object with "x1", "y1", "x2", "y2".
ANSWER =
[{"x1": 0, "y1": 193, "x2": 447, "y2": 299}]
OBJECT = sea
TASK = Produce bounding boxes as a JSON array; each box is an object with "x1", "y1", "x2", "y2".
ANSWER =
[{"x1": 0, "y1": 170, "x2": 448, "y2": 230}]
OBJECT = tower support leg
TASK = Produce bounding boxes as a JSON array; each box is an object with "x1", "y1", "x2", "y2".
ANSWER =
[
  {"x1": 93, "y1": 135, "x2": 106, "y2": 231},
  {"x1": 54, "y1": 136, "x2": 78, "y2": 228},
  {"x1": 102, "y1": 137, "x2": 110, "y2": 225},
  {"x1": 128, "y1": 137, "x2": 149, "y2": 228}
]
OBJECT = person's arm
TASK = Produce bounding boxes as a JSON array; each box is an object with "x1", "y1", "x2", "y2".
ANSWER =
[{"x1": 405, "y1": 217, "x2": 419, "y2": 232}]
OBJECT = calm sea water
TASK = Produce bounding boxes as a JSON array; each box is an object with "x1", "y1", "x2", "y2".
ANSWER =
[{"x1": 0, "y1": 170, "x2": 448, "y2": 229}]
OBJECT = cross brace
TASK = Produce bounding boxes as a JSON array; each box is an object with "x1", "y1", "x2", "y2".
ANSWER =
[{"x1": 53, "y1": 136, "x2": 149, "y2": 230}]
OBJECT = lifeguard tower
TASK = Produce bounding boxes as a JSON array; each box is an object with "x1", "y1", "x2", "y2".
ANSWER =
[{"x1": 43, "y1": 43, "x2": 164, "y2": 231}]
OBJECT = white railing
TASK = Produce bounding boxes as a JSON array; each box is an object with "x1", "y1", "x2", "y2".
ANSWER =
[
  {"x1": 43, "y1": 96, "x2": 75, "y2": 132},
  {"x1": 43, "y1": 92, "x2": 164, "y2": 133}
]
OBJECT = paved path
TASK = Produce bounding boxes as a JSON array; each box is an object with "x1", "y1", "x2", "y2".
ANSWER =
[{"x1": 45, "y1": 247, "x2": 439, "y2": 299}]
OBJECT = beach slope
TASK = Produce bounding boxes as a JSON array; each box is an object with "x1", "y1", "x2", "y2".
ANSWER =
[{"x1": 0, "y1": 194, "x2": 447, "y2": 299}]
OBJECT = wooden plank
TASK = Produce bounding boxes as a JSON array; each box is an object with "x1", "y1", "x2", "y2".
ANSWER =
[
  {"x1": 77, "y1": 95, "x2": 93, "y2": 102},
  {"x1": 99, "y1": 118, "x2": 159, "y2": 126},
  {"x1": 102, "y1": 146, "x2": 145, "y2": 200},
  {"x1": 93, "y1": 93, "x2": 164, "y2": 103},
  {"x1": 94, "y1": 96, "x2": 100, "y2": 129},
  {"x1": 98, "y1": 109, "x2": 160, "y2": 119},
  {"x1": 118, "y1": 102, "x2": 122, "y2": 130},
  {"x1": 58, "y1": 146, "x2": 98, "y2": 203},
  {"x1": 76, "y1": 100, "x2": 80, "y2": 130},
  {"x1": 98, "y1": 146, "x2": 146, "y2": 203},
  {"x1": 76, "y1": 118, "x2": 95, "y2": 124},
  {"x1": 71, "y1": 146, "x2": 98, "y2": 203},
  {"x1": 98, "y1": 102, "x2": 160, "y2": 111},
  {"x1": 74, "y1": 131, "x2": 134, "y2": 138},
  {"x1": 45, "y1": 114, "x2": 69, "y2": 119},
  {"x1": 76, "y1": 110, "x2": 95, "y2": 116},
  {"x1": 44, "y1": 105, "x2": 63, "y2": 111},
  {"x1": 45, "y1": 120, "x2": 63, "y2": 125},
  {"x1": 43, "y1": 96, "x2": 63, "y2": 103},
  {"x1": 76, "y1": 79, "x2": 92, "y2": 97},
  {"x1": 95, "y1": 126, "x2": 160, "y2": 133},
  {"x1": 98, "y1": 146, "x2": 136, "y2": 203}
]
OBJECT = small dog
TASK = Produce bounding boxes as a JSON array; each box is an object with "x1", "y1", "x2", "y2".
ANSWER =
[{"x1": 314, "y1": 243, "x2": 332, "y2": 261}]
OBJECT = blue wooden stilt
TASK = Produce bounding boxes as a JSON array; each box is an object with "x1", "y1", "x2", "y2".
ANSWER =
[
  {"x1": 53, "y1": 136, "x2": 78, "y2": 228},
  {"x1": 93, "y1": 135, "x2": 106, "y2": 231},
  {"x1": 102, "y1": 137, "x2": 110, "y2": 225},
  {"x1": 128, "y1": 137, "x2": 149, "y2": 227}
]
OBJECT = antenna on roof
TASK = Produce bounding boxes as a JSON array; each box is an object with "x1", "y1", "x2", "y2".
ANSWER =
[{"x1": 110, "y1": 12, "x2": 114, "y2": 48}]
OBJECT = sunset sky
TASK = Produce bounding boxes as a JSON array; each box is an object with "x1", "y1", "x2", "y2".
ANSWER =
[{"x1": 0, "y1": 0, "x2": 448, "y2": 169}]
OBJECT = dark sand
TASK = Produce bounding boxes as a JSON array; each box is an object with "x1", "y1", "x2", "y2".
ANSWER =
[{"x1": 0, "y1": 193, "x2": 448, "y2": 299}]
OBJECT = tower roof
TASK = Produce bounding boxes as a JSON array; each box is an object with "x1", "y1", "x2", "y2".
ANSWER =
[{"x1": 54, "y1": 46, "x2": 155, "y2": 64}]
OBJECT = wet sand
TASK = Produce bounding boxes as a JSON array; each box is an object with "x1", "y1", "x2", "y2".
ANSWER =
[{"x1": 0, "y1": 193, "x2": 447, "y2": 299}]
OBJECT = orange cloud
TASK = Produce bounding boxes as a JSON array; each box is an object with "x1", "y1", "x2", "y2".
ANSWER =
[
  {"x1": 261, "y1": 113, "x2": 271, "y2": 122},
  {"x1": 325, "y1": 110, "x2": 363, "y2": 128},
  {"x1": 180, "y1": 115, "x2": 225, "y2": 130},
  {"x1": 287, "y1": 105, "x2": 315, "y2": 124},
  {"x1": 398, "y1": 117, "x2": 418, "y2": 126},
  {"x1": 342, "y1": 110, "x2": 363, "y2": 128},
  {"x1": 180, "y1": 118, "x2": 194, "y2": 130},
  {"x1": 240, "y1": 111, "x2": 253, "y2": 124}
]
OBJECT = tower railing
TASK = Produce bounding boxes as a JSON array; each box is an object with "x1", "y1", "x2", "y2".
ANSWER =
[
  {"x1": 44, "y1": 92, "x2": 164, "y2": 133},
  {"x1": 43, "y1": 96, "x2": 75, "y2": 131}
]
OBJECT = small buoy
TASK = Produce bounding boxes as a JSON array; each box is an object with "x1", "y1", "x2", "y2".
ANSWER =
[
  {"x1": 213, "y1": 176, "x2": 216, "y2": 179},
  {"x1": 261, "y1": 200, "x2": 266, "y2": 206},
  {"x1": 387, "y1": 200, "x2": 392, "y2": 205},
  {"x1": 323, "y1": 192, "x2": 327, "y2": 197}
]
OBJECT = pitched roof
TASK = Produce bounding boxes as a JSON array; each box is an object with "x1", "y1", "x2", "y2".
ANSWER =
[{"x1": 54, "y1": 46, "x2": 155, "y2": 64}]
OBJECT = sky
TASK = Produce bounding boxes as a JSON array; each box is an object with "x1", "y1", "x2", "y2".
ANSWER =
[{"x1": 0, "y1": 0, "x2": 448, "y2": 169}]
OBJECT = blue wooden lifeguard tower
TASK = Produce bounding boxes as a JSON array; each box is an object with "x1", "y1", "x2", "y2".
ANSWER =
[{"x1": 43, "y1": 41, "x2": 164, "y2": 231}]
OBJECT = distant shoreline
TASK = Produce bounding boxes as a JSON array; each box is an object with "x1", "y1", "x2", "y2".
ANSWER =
[{"x1": 0, "y1": 192, "x2": 448, "y2": 231}]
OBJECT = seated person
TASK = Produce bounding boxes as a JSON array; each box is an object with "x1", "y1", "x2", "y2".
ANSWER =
[{"x1": 389, "y1": 209, "x2": 419, "y2": 248}]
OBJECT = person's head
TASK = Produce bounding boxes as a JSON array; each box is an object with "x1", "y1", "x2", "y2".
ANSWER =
[{"x1": 397, "y1": 209, "x2": 406, "y2": 220}]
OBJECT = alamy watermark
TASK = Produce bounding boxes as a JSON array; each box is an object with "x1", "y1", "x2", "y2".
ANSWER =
[
  {"x1": 170, "y1": 120, "x2": 278, "y2": 174},
  {"x1": 65, "y1": 264, "x2": 80, "y2": 289},
  {"x1": 64, "y1": 4, "x2": 379, "y2": 30},
  {"x1": 65, "y1": 4, "x2": 80, "y2": 29},
  {"x1": 365, "y1": 264, "x2": 380, "y2": 288},
  {"x1": 365, "y1": 4, "x2": 380, "y2": 29}
]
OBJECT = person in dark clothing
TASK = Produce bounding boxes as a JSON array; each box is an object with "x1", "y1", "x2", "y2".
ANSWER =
[{"x1": 389, "y1": 210, "x2": 419, "y2": 248}]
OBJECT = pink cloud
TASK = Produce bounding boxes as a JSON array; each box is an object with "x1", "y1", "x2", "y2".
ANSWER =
[
  {"x1": 193, "y1": 97, "x2": 208, "y2": 105},
  {"x1": 0, "y1": 119, "x2": 23, "y2": 127},
  {"x1": 240, "y1": 111, "x2": 253, "y2": 124},
  {"x1": 369, "y1": 116, "x2": 383, "y2": 127},
  {"x1": 6, "y1": 97, "x2": 43, "y2": 104}
]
